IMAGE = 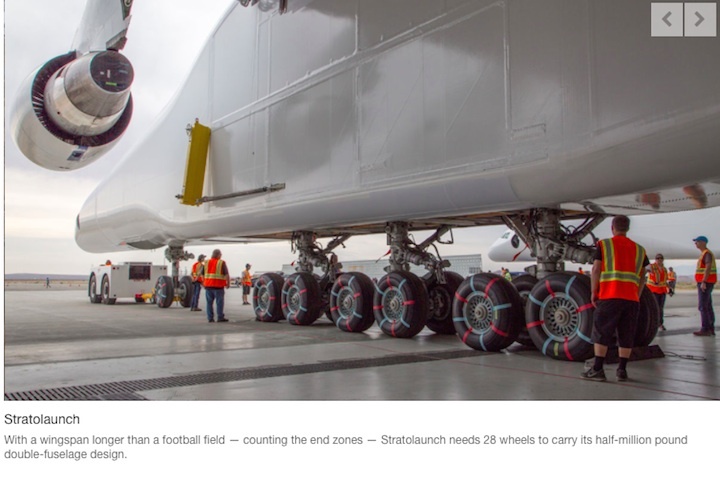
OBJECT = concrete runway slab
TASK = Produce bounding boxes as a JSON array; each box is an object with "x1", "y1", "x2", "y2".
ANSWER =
[{"x1": 4, "y1": 288, "x2": 718, "y2": 400}]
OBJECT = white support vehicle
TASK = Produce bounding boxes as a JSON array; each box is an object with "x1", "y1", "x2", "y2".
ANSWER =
[{"x1": 88, "y1": 262, "x2": 167, "y2": 305}]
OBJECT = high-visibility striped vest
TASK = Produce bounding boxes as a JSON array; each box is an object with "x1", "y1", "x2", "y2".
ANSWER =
[
  {"x1": 647, "y1": 263, "x2": 668, "y2": 295},
  {"x1": 668, "y1": 270, "x2": 676, "y2": 282},
  {"x1": 204, "y1": 259, "x2": 227, "y2": 288},
  {"x1": 695, "y1": 249, "x2": 717, "y2": 283},
  {"x1": 192, "y1": 261, "x2": 204, "y2": 283},
  {"x1": 242, "y1": 269, "x2": 252, "y2": 286},
  {"x1": 598, "y1": 236, "x2": 647, "y2": 302}
]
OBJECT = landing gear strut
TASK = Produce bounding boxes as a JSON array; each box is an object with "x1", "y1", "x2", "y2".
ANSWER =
[
  {"x1": 374, "y1": 222, "x2": 461, "y2": 337},
  {"x1": 155, "y1": 245, "x2": 194, "y2": 308},
  {"x1": 276, "y1": 231, "x2": 350, "y2": 325},
  {"x1": 486, "y1": 209, "x2": 603, "y2": 359}
]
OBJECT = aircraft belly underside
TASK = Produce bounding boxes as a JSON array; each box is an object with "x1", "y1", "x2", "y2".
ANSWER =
[{"x1": 74, "y1": 0, "x2": 720, "y2": 252}]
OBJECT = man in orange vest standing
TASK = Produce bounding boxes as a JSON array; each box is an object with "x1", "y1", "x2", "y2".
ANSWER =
[
  {"x1": 241, "y1": 264, "x2": 252, "y2": 305},
  {"x1": 582, "y1": 215, "x2": 649, "y2": 382},
  {"x1": 692, "y1": 236, "x2": 716, "y2": 336},
  {"x1": 667, "y1": 267, "x2": 677, "y2": 296},
  {"x1": 204, "y1": 249, "x2": 230, "y2": 323},
  {"x1": 190, "y1": 254, "x2": 206, "y2": 312},
  {"x1": 647, "y1": 253, "x2": 669, "y2": 331}
]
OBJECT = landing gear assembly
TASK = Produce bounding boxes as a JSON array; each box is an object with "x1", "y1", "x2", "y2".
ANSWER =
[
  {"x1": 373, "y1": 222, "x2": 461, "y2": 337},
  {"x1": 253, "y1": 231, "x2": 349, "y2": 325},
  {"x1": 247, "y1": 208, "x2": 659, "y2": 362},
  {"x1": 155, "y1": 245, "x2": 195, "y2": 308},
  {"x1": 251, "y1": 223, "x2": 463, "y2": 339}
]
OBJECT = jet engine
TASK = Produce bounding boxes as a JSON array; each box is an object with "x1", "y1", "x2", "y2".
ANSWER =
[{"x1": 11, "y1": 50, "x2": 134, "y2": 171}]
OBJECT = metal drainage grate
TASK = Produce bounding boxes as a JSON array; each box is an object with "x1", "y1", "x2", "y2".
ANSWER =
[{"x1": 5, "y1": 349, "x2": 487, "y2": 401}]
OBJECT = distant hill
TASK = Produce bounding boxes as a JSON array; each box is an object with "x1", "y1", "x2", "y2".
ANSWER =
[{"x1": 5, "y1": 273, "x2": 87, "y2": 281}]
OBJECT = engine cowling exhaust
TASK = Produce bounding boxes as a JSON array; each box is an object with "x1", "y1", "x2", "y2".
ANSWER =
[{"x1": 11, "y1": 50, "x2": 134, "y2": 171}]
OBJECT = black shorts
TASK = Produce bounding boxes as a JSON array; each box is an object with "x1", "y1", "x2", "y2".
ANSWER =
[
  {"x1": 592, "y1": 299, "x2": 640, "y2": 348},
  {"x1": 243, "y1": 285, "x2": 250, "y2": 295}
]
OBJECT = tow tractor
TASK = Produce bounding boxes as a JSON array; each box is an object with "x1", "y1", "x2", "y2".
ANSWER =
[{"x1": 88, "y1": 262, "x2": 168, "y2": 305}]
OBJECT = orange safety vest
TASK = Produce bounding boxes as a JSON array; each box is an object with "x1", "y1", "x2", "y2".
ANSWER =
[
  {"x1": 647, "y1": 263, "x2": 668, "y2": 295},
  {"x1": 191, "y1": 261, "x2": 204, "y2": 284},
  {"x1": 598, "y1": 236, "x2": 647, "y2": 302},
  {"x1": 667, "y1": 271, "x2": 676, "y2": 282},
  {"x1": 695, "y1": 249, "x2": 717, "y2": 283},
  {"x1": 204, "y1": 259, "x2": 228, "y2": 288},
  {"x1": 242, "y1": 269, "x2": 252, "y2": 286}
]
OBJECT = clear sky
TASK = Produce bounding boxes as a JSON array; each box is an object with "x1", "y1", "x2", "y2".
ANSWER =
[{"x1": 2, "y1": 0, "x2": 512, "y2": 277}]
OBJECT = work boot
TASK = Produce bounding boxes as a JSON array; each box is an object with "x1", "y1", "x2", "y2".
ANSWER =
[
  {"x1": 693, "y1": 330, "x2": 713, "y2": 336},
  {"x1": 616, "y1": 368, "x2": 628, "y2": 381},
  {"x1": 581, "y1": 368, "x2": 606, "y2": 382}
]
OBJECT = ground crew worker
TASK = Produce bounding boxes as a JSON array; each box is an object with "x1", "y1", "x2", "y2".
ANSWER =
[
  {"x1": 241, "y1": 263, "x2": 252, "y2": 305},
  {"x1": 501, "y1": 267, "x2": 512, "y2": 281},
  {"x1": 647, "y1": 254, "x2": 669, "y2": 331},
  {"x1": 203, "y1": 249, "x2": 230, "y2": 323},
  {"x1": 692, "y1": 236, "x2": 716, "y2": 336},
  {"x1": 667, "y1": 267, "x2": 677, "y2": 296},
  {"x1": 190, "y1": 254, "x2": 206, "y2": 312},
  {"x1": 582, "y1": 215, "x2": 649, "y2": 382}
]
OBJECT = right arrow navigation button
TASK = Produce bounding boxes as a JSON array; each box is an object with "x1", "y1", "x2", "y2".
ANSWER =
[{"x1": 685, "y1": 3, "x2": 717, "y2": 37}]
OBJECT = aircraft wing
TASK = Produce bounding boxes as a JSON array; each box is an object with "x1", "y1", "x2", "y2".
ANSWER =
[{"x1": 72, "y1": 0, "x2": 134, "y2": 53}]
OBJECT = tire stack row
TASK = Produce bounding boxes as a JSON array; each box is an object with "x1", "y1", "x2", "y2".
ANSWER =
[{"x1": 246, "y1": 270, "x2": 660, "y2": 362}]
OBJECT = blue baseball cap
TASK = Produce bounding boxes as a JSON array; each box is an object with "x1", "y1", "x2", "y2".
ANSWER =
[{"x1": 693, "y1": 236, "x2": 709, "y2": 243}]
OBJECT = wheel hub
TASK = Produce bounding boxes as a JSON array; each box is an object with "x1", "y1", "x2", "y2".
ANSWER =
[
  {"x1": 541, "y1": 296, "x2": 580, "y2": 338},
  {"x1": 383, "y1": 289, "x2": 404, "y2": 320},
  {"x1": 338, "y1": 287, "x2": 356, "y2": 318},
  {"x1": 464, "y1": 293, "x2": 493, "y2": 330},
  {"x1": 287, "y1": 286, "x2": 302, "y2": 312},
  {"x1": 258, "y1": 286, "x2": 270, "y2": 309},
  {"x1": 431, "y1": 287, "x2": 450, "y2": 319}
]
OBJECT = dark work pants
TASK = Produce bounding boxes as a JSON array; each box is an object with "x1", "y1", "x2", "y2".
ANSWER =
[
  {"x1": 206, "y1": 288, "x2": 225, "y2": 321},
  {"x1": 697, "y1": 283, "x2": 715, "y2": 331},
  {"x1": 191, "y1": 282, "x2": 202, "y2": 309},
  {"x1": 653, "y1": 292, "x2": 666, "y2": 328}
]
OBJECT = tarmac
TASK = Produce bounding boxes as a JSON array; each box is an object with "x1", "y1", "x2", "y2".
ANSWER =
[{"x1": 3, "y1": 287, "x2": 718, "y2": 400}]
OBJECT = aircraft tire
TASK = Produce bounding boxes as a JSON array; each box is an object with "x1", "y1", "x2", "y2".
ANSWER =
[
  {"x1": 453, "y1": 273, "x2": 523, "y2": 351},
  {"x1": 89, "y1": 273, "x2": 101, "y2": 304},
  {"x1": 101, "y1": 275, "x2": 116, "y2": 305},
  {"x1": 177, "y1": 276, "x2": 194, "y2": 308},
  {"x1": 634, "y1": 287, "x2": 660, "y2": 346},
  {"x1": 330, "y1": 272, "x2": 375, "y2": 333},
  {"x1": 526, "y1": 272, "x2": 594, "y2": 361},
  {"x1": 425, "y1": 271, "x2": 464, "y2": 335},
  {"x1": 282, "y1": 273, "x2": 323, "y2": 325},
  {"x1": 253, "y1": 273, "x2": 285, "y2": 322},
  {"x1": 155, "y1": 275, "x2": 174, "y2": 308},
  {"x1": 511, "y1": 274, "x2": 539, "y2": 348},
  {"x1": 374, "y1": 271, "x2": 429, "y2": 338}
]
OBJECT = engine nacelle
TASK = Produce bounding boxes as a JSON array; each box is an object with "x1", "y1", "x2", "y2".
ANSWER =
[{"x1": 11, "y1": 51, "x2": 134, "y2": 171}]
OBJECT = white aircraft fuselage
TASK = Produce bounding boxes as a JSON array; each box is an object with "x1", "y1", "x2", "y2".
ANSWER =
[{"x1": 18, "y1": 0, "x2": 720, "y2": 252}]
